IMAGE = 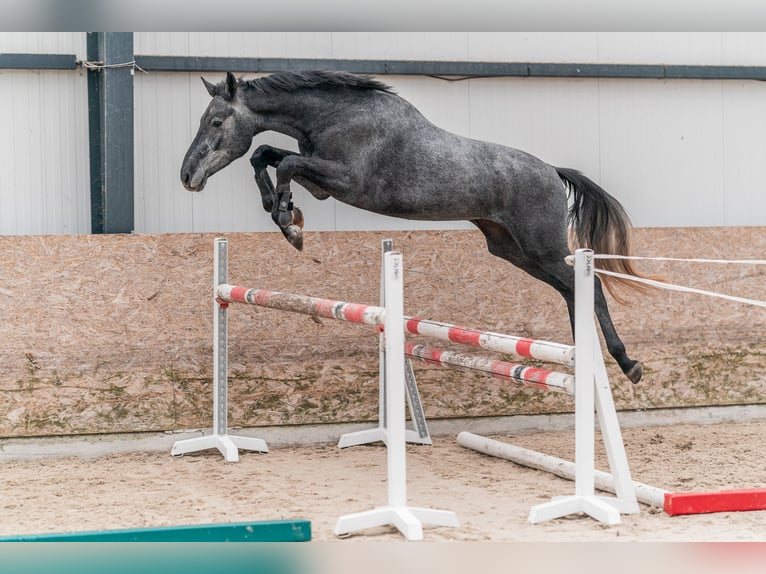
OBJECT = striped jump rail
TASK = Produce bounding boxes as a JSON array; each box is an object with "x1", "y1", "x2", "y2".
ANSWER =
[
  {"x1": 217, "y1": 285, "x2": 575, "y2": 367},
  {"x1": 405, "y1": 342, "x2": 574, "y2": 395},
  {"x1": 404, "y1": 317, "x2": 575, "y2": 366},
  {"x1": 217, "y1": 284, "x2": 386, "y2": 326}
]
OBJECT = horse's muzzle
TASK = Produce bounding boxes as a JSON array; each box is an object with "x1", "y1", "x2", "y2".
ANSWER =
[{"x1": 180, "y1": 170, "x2": 205, "y2": 192}]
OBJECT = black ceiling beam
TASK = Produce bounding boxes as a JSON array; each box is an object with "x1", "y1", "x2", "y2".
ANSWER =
[
  {"x1": 0, "y1": 53, "x2": 77, "y2": 69},
  {"x1": 134, "y1": 56, "x2": 766, "y2": 81},
  {"x1": 3, "y1": 53, "x2": 766, "y2": 81}
]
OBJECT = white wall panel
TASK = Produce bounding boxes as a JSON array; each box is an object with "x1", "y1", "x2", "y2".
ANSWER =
[
  {"x1": 329, "y1": 33, "x2": 469, "y2": 61},
  {"x1": 0, "y1": 33, "x2": 88, "y2": 235},
  {"x1": 10, "y1": 32, "x2": 766, "y2": 235},
  {"x1": 392, "y1": 75, "x2": 471, "y2": 136},
  {"x1": 0, "y1": 32, "x2": 86, "y2": 57},
  {"x1": 135, "y1": 32, "x2": 333, "y2": 59},
  {"x1": 596, "y1": 33, "x2": 723, "y2": 65},
  {"x1": 721, "y1": 33, "x2": 766, "y2": 65},
  {"x1": 721, "y1": 81, "x2": 766, "y2": 225},
  {"x1": 468, "y1": 33, "x2": 599, "y2": 63},
  {"x1": 598, "y1": 79, "x2": 725, "y2": 227},
  {"x1": 467, "y1": 77, "x2": 601, "y2": 176},
  {"x1": 135, "y1": 73, "x2": 194, "y2": 233},
  {"x1": 134, "y1": 31, "x2": 191, "y2": 57},
  {"x1": 135, "y1": 32, "x2": 766, "y2": 67},
  {"x1": 0, "y1": 70, "x2": 90, "y2": 235}
]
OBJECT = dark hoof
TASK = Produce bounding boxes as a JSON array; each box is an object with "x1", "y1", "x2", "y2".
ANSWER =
[
  {"x1": 292, "y1": 206, "x2": 304, "y2": 229},
  {"x1": 285, "y1": 225, "x2": 303, "y2": 251},
  {"x1": 626, "y1": 362, "x2": 643, "y2": 384}
]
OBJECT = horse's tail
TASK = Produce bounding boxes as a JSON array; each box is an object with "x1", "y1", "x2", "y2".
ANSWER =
[{"x1": 556, "y1": 167, "x2": 654, "y2": 303}]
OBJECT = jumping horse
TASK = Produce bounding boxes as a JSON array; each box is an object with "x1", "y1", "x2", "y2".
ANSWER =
[{"x1": 181, "y1": 71, "x2": 646, "y2": 383}]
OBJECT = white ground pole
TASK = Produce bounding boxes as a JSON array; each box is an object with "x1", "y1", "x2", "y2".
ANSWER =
[
  {"x1": 334, "y1": 251, "x2": 459, "y2": 541},
  {"x1": 170, "y1": 238, "x2": 268, "y2": 462},
  {"x1": 522, "y1": 249, "x2": 638, "y2": 524},
  {"x1": 456, "y1": 433, "x2": 666, "y2": 508},
  {"x1": 338, "y1": 239, "x2": 431, "y2": 448}
]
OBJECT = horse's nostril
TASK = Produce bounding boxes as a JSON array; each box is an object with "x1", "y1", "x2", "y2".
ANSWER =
[{"x1": 181, "y1": 171, "x2": 190, "y2": 186}]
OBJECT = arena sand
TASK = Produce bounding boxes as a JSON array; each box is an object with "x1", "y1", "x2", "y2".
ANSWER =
[{"x1": 2, "y1": 420, "x2": 766, "y2": 543}]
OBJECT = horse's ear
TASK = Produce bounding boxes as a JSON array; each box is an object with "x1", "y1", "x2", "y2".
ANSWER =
[
  {"x1": 201, "y1": 77, "x2": 217, "y2": 97},
  {"x1": 224, "y1": 72, "x2": 238, "y2": 100}
]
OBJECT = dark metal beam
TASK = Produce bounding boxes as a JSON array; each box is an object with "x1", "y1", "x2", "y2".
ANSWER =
[
  {"x1": 0, "y1": 53, "x2": 77, "y2": 70},
  {"x1": 3, "y1": 52, "x2": 766, "y2": 82},
  {"x1": 4, "y1": 53, "x2": 766, "y2": 82},
  {"x1": 134, "y1": 55, "x2": 766, "y2": 81},
  {"x1": 87, "y1": 32, "x2": 134, "y2": 234},
  {"x1": 86, "y1": 34, "x2": 103, "y2": 233},
  {"x1": 527, "y1": 62, "x2": 665, "y2": 79}
]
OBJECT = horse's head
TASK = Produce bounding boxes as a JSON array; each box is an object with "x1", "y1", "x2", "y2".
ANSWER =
[{"x1": 180, "y1": 72, "x2": 256, "y2": 191}]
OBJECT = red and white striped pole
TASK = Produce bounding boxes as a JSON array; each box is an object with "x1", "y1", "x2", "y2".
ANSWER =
[
  {"x1": 404, "y1": 317, "x2": 574, "y2": 366},
  {"x1": 405, "y1": 341, "x2": 574, "y2": 394}
]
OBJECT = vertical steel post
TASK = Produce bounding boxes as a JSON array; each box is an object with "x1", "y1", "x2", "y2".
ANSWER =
[{"x1": 86, "y1": 32, "x2": 134, "y2": 234}]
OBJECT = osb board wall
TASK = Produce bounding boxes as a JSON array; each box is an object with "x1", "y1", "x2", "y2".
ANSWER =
[{"x1": 1, "y1": 228, "x2": 765, "y2": 438}]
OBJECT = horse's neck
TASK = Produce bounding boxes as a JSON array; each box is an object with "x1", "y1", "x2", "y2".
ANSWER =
[{"x1": 245, "y1": 89, "x2": 357, "y2": 143}]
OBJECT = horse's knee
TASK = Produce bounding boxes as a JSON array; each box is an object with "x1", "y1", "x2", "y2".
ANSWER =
[
  {"x1": 251, "y1": 144, "x2": 289, "y2": 170},
  {"x1": 250, "y1": 145, "x2": 272, "y2": 170}
]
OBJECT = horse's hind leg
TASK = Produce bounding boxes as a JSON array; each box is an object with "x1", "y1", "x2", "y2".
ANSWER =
[
  {"x1": 588, "y1": 274, "x2": 642, "y2": 382},
  {"x1": 532, "y1": 260, "x2": 641, "y2": 383},
  {"x1": 473, "y1": 219, "x2": 642, "y2": 383},
  {"x1": 533, "y1": 260, "x2": 642, "y2": 383}
]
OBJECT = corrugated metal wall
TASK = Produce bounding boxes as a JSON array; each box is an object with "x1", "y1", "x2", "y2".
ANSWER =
[
  {"x1": 4, "y1": 32, "x2": 766, "y2": 234},
  {"x1": 0, "y1": 33, "x2": 90, "y2": 234}
]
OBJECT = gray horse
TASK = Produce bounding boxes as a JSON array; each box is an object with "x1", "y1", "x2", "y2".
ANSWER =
[{"x1": 181, "y1": 70, "x2": 647, "y2": 383}]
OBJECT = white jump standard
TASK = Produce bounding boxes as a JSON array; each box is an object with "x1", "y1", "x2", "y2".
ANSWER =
[
  {"x1": 175, "y1": 238, "x2": 457, "y2": 541},
  {"x1": 333, "y1": 249, "x2": 458, "y2": 540},
  {"x1": 458, "y1": 249, "x2": 640, "y2": 525},
  {"x1": 171, "y1": 237, "x2": 268, "y2": 462},
  {"x1": 337, "y1": 239, "x2": 432, "y2": 449}
]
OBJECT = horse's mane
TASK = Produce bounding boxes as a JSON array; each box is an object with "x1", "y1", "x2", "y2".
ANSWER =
[{"x1": 243, "y1": 70, "x2": 395, "y2": 95}]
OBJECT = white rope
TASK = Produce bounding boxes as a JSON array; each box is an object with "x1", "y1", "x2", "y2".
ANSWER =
[
  {"x1": 78, "y1": 60, "x2": 147, "y2": 74},
  {"x1": 595, "y1": 268, "x2": 766, "y2": 309},
  {"x1": 593, "y1": 254, "x2": 766, "y2": 266}
]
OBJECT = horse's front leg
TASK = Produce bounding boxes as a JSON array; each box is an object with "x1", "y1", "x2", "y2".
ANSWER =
[
  {"x1": 249, "y1": 144, "x2": 301, "y2": 213},
  {"x1": 273, "y1": 155, "x2": 352, "y2": 251}
]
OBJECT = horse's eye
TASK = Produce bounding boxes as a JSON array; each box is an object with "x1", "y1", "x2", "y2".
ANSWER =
[{"x1": 211, "y1": 119, "x2": 223, "y2": 127}]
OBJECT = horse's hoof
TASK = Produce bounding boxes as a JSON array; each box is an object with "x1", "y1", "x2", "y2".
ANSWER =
[
  {"x1": 292, "y1": 206, "x2": 304, "y2": 229},
  {"x1": 626, "y1": 362, "x2": 643, "y2": 384},
  {"x1": 285, "y1": 225, "x2": 303, "y2": 251}
]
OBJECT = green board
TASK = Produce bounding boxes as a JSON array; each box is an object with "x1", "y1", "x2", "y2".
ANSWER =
[{"x1": 0, "y1": 519, "x2": 311, "y2": 542}]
